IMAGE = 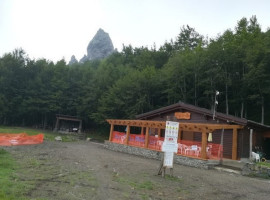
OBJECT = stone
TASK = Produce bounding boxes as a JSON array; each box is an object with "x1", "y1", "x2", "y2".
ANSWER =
[
  {"x1": 104, "y1": 141, "x2": 210, "y2": 169},
  {"x1": 55, "y1": 136, "x2": 62, "y2": 141},
  {"x1": 87, "y1": 28, "x2": 114, "y2": 60}
]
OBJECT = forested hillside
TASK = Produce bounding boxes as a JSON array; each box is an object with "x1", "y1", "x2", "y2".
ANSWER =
[{"x1": 0, "y1": 16, "x2": 270, "y2": 130}]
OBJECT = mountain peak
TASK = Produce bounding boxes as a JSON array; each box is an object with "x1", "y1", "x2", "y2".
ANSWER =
[{"x1": 86, "y1": 28, "x2": 114, "y2": 60}]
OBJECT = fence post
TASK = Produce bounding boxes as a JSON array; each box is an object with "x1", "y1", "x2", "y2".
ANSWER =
[{"x1": 145, "y1": 127, "x2": 149, "y2": 148}]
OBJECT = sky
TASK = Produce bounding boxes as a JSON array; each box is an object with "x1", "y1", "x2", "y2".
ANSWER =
[{"x1": 1, "y1": 0, "x2": 270, "y2": 63}]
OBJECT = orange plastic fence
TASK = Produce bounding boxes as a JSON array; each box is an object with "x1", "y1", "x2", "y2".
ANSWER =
[
  {"x1": 0, "y1": 133, "x2": 44, "y2": 146},
  {"x1": 111, "y1": 131, "x2": 223, "y2": 160},
  {"x1": 129, "y1": 134, "x2": 145, "y2": 147},
  {"x1": 111, "y1": 131, "x2": 126, "y2": 144}
]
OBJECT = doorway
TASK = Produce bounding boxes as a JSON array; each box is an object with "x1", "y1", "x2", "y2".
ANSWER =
[{"x1": 262, "y1": 138, "x2": 270, "y2": 159}]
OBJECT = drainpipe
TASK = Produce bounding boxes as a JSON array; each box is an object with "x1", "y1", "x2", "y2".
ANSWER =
[{"x1": 249, "y1": 129, "x2": 253, "y2": 161}]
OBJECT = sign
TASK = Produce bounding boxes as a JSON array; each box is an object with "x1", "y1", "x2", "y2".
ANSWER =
[
  {"x1": 161, "y1": 121, "x2": 179, "y2": 168},
  {"x1": 162, "y1": 121, "x2": 179, "y2": 153},
  {"x1": 174, "y1": 112, "x2": 191, "y2": 120},
  {"x1": 163, "y1": 151, "x2": 174, "y2": 167}
]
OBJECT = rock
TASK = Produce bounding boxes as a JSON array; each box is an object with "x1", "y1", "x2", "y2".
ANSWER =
[
  {"x1": 55, "y1": 136, "x2": 62, "y2": 141},
  {"x1": 267, "y1": 168, "x2": 270, "y2": 177},
  {"x1": 87, "y1": 28, "x2": 114, "y2": 60},
  {"x1": 79, "y1": 55, "x2": 88, "y2": 63},
  {"x1": 68, "y1": 55, "x2": 78, "y2": 65}
]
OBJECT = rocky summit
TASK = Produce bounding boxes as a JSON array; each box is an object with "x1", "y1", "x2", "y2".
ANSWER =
[
  {"x1": 69, "y1": 28, "x2": 115, "y2": 64},
  {"x1": 68, "y1": 55, "x2": 78, "y2": 65},
  {"x1": 79, "y1": 55, "x2": 88, "y2": 63},
  {"x1": 87, "y1": 28, "x2": 114, "y2": 60}
]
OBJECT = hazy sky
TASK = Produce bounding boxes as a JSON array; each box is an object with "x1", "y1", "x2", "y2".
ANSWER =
[{"x1": 1, "y1": 0, "x2": 270, "y2": 62}]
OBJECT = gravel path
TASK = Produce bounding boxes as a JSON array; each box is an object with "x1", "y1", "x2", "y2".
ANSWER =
[{"x1": 4, "y1": 141, "x2": 270, "y2": 200}]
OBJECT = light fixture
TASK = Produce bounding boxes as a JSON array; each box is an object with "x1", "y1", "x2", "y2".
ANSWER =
[{"x1": 213, "y1": 90, "x2": 219, "y2": 120}]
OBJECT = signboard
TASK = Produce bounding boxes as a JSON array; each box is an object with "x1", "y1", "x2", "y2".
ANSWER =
[
  {"x1": 163, "y1": 151, "x2": 174, "y2": 167},
  {"x1": 162, "y1": 121, "x2": 179, "y2": 168},
  {"x1": 162, "y1": 121, "x2": 179, "y2": 153},
  {"x1": 174, "y1": 112, "x2": 191, "y2": 120}
]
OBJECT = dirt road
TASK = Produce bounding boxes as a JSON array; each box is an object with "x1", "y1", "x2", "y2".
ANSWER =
[{"x1": 4, "y1": 141, "x2": 270, "y2": 200}]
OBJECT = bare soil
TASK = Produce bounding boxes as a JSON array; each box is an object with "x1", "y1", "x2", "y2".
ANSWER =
[{"x1": 4, "y1": 141, "x2": 270, "y2": 200}]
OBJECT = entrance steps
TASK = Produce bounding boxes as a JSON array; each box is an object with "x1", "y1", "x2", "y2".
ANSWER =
[
  {"x1": 213, "y1": 158, "x2": 251, "y2": 175},
  {"x1": 214, "y1": 165, "x2": 242, "y2": 174}
]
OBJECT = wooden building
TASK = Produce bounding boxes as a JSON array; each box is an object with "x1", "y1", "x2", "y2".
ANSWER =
[
  {"x1": 54, "y1": 114, "x2": 82, "y2": 133},
  {"x1": 135, "y1": 102, "x2": 270, "y2": 160}
]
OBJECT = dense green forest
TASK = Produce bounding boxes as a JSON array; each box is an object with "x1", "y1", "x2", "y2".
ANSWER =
[{"x1": 0, "y1": 16, "x2": 270, "y2": 130}]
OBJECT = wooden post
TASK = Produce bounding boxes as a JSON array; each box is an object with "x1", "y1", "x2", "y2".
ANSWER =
[
  {"x1": 78, "y1": 120, "x2": 82, "y2": 133},
  {"x1": 232, "y1": 128, "x2": 238, "y2": 160},
  {"x1": 158, "y1": 153, "x2": 173, "y2": 178},
  {"x1": 53, "y1": 117, "x2": 59, "y2": 132},
  {"x1": 109, "y1": 124, "x2": 114, "y2": 141},
  {"x1": 125, "y1": 125, "x2": 130, "y2": 145},
  {"x1": 158, "y1": 128, "x2": 161, "y2": 138},
  {"x1": 145, "y1": 127, "x2": 149, "y2": 148},
  {"x1": 201, "y1": 130, "x2": 207, "y2": 159},
  {"x1": 178, "y1": 129, "x2": 181, "y2": 143},
  {"x1": 141, "y1": 127, "x2": 144, "y2": 135}
]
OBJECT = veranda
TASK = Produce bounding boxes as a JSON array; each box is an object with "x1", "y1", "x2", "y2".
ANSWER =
[{"x1": 107, "y1": 119, "x2": 243, "y2": 160}]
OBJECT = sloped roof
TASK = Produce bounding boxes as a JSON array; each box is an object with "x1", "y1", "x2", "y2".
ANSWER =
[
  {"x1": 56, "y1": 114, "x2": 81, "y2": 122},
  {"x1": 136, "y1": 102, "x2": 270, "y2": 130}
]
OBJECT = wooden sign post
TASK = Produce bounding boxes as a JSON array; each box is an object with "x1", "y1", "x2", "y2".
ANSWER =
[{"x1": 158, "y1": 121, "x2": 179, "y2": 177}]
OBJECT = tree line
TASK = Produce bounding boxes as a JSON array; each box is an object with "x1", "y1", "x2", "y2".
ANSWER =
[{"x1": 0, "y1": 16, "x2": 270, "y2": 130}]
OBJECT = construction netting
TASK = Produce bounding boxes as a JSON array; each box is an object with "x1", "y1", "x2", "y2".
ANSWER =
[
  {"x1": 111, "y1": 131, "x2": 223, "y2": 160},
  {"x1": 0, "y1": 133, "x2": 44, "y2": 146}
]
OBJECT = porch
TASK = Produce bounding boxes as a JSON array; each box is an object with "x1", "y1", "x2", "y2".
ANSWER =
[{"x1": 107, "y1": 119, "x2": 243, "y2": 160}]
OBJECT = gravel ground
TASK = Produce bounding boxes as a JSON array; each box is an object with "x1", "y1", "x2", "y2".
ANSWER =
[{"x1": 4, "y1": 140, "x2": 270, "y2": 200}]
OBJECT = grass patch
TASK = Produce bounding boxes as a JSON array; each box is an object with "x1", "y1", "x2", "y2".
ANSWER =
[
  {"x1": 137, "y1": 181, "x2": 154, "y2": 190},
  {"x1": 113, "y1": 174, "x2": 154, "y2": 191},
  {"x1": 60, "y1": 135, "x2": 78, "y2": 142},
  {"x1": 0, "y1": 126, "x2": 48, "y2": 135},
  {"x1": 164, "y1": 175, "x2": 182, "y2": 182},
  {"x1": 248, "y1": 172, "x2": 270, "y2": 179},
  {"x1": 0, "y1": 149, "x2": 31, "y2": 200},
  {"x1": 85, "y1": 128, "x2": 109, "y2": 142},
  {"x1": 140, "y1": 193, "x2": 150, "y2": 200},
  {"x1": 256, "y1": 161, "x2": 270, "y2": 168}
]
